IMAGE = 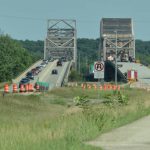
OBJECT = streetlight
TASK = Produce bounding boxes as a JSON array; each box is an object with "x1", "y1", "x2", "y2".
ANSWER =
[{"x1": 114, "y1": 30, "x2": 118, "y2": 86}]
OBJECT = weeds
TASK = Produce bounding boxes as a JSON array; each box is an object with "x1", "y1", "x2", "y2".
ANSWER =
[
  {"x1": 103, "y1": 91, "x2": 129, "y2": 106},
  {"x1": 73, "y1": 95, "x2": 89, "y2": 106}
]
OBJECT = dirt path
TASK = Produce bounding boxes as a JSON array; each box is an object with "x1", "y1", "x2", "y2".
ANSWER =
[{"x1": 87, "y1": 115, "x2": 150, "y2": 150}]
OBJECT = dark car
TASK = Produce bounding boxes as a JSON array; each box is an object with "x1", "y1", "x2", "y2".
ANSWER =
[
  {"x1": 57, "y1": 60, "x2": 62, "y2": 66},
  {"x1": 19, "y1": 78, "x2": 30, "y2": 87},
  {"x1": 51, "y1": 69, "x2": 58, "y2": 74},
  {"x1": 26, "y1": 72, "x2": 34, "y2": 80}
]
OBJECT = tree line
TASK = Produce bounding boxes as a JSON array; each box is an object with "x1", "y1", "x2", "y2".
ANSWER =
[{"x1": 0, "y1": 36, "x2": 150, "y2": 82}]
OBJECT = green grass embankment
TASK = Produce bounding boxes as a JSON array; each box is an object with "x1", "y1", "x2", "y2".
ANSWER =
[{"x1": 0, "y1": 87, "x2": 150, "y2": 150}]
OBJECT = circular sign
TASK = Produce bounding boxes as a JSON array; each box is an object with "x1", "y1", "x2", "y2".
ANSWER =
[{"x1": 95, "y1": 62, "x2": 104, "y2": 71}]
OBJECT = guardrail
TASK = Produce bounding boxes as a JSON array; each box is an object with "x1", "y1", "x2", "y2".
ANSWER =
[
  {"x1": 62, "y1": 61, "x2": 73, "y2": 85},
  {"x1": 56, "y1": 62, "x2": 71, "y2": 87},
  {"x1": 12, "y1": 60, "x2": 42, "y2": 83}
]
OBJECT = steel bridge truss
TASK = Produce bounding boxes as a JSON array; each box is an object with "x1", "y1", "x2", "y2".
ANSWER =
[
  {"x1": 44, "y1": 19, "x2": 77, "y2": 64},
  {"x1": 100, "y1": 18, "x2": 135, "y2": 62}
]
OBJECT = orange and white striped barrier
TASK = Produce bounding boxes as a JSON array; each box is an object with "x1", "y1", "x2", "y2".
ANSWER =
[
  {"x1": 4, "y1": 84, "x2": 9, "y2": 93},
  {"x1": 13, "y1": 84, "x2": 18, "y2": 93}
]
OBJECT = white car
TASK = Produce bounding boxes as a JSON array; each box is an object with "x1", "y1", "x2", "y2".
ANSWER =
[{"x1": 40, "y1": 63, "x2": 46, "y2": 68}]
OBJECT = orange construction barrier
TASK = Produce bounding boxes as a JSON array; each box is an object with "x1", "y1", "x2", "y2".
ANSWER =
[
  {"x1": 99, "y1": 85, "x2": 103, "y2": 90},
  {"x1": 28, "y1": 84, "x2": 34, "y2": 92},
  {"x1": 20, "y1": 84, "x2": 25, "y2": 92},
  {"x1": 107, "y1": 84, "x2": 112, "y2": 90},
  {"x1": 103, "y1": 84, "x2": 107, "y2": 91},
  {"x1": 94, "y1": 85, "x2": 97, "y2": 90},
  {"x1": 13, "y1": 84, "x2": 18, "y2": 93},
  {"x1": 4, "y1": 84, "x2": 9, "y2": 93},
  {"x1": 82, "y1": 85, "x2": 86, "y2": 90},
  {"x1": 112, "y1": 85, "x2": 117, "y2": 90},
  {"x1": 88, "y1": 85, "x2": 91, "y2": 89},
  {"x1": 81, "y1": 83, "x2": 84, "y2": 88},
  {"x1": 117, "y1": 85, "x2": 120, "y2": 91},
  {"x1": 25, "y1": 84, "x2": 29, "y2": 92}
]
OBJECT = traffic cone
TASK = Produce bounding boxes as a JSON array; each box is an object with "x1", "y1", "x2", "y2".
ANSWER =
[
  {"x1": 25, "y1": 84, "x2": 29, "y2": 92},
  {"x1": 100, "y1": 85, "x2": 103, "y2": 90},
  {"x1": 28, "y1": 84, "x2": 34, "y2": 92},
  {"x1": 20, "y1": 84, "x2": 25, "y2": 93},
  {"x1": 13, "y1": 84, "x2": 18, "y2": 93},
  {"x1": 4, "y1": 84, "x2": 9, "y2": 93},
  {"x1": 117, "y1": 85, "x2": 120, "y2": 91}
]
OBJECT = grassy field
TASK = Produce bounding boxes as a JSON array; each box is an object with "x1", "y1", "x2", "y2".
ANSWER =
[{"x1": 0, "y1": 86, "x2": 150, "y2": 150}]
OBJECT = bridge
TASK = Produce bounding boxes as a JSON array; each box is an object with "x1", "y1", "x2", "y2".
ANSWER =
[
  {"x1": 10, "y1": 18, "x2": 150, "y2": 92},
  {"x1": 11, "y1": 19, "x2": 76, "y2": 91}
]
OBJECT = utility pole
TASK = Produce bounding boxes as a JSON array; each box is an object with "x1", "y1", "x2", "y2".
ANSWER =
[
  {"x1": 115, "y1": 30, "x2": 118, "y2": 86},
  {"x1": 78, "y1": 52, "x2": 81, "y2": 74}
]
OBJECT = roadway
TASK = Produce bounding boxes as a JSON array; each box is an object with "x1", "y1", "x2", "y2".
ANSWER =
[
  {"x1": 4, "y1": 60, "x2": 71, "y2": 92},
  {"x1": 87, "y1": 115, "x2": 150, "y2": 150},
  {"x1": 41, "y1": 61, "x2": 70, "y2": 89}
]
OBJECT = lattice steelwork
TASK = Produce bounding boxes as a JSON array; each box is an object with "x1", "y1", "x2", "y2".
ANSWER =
[
  {"x1": 100, "y1": 18, "x2": 135, "y2": 62},
  {"x1": 44, "y1": 19, "x2": 77, "y2": 65}
]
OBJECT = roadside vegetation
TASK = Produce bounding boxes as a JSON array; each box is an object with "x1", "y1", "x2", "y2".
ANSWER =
[
  {"x1": 0, "y1": 86, "x2": 150, "y2": 150},
  {"x1": 0, "y1": 35, "x2": 34, "y2": 82}
]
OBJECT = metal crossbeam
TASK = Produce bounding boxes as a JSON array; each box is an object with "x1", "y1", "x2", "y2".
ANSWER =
[
  {"x1": 100, "y1": 18, "x2": 135, "y2": 62},
  {"x1": 44, "y1": 19, "x2": 77, "y2": 68}
]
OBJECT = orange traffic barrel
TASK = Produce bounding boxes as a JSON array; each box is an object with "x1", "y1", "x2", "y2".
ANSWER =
[
  {"x1": 94, "y1": 85, "x2": 97, "y2": 90},
  {"x1": 117, "y1": 85, "x2": 120, "y2": 91},
  {"x1": 13, "y1": 84, "x2": 18, "y2": 93},
  {"x1": 20, "y1": 84, "x2": 25, "y2": 92},
  {"x1": 103, "y1": 84, "x2": 107, "y2": 91},
  {"x1": 4, "y1": 84, "x2": 9, "y2": 93},
  {"x1": 112, "y1": 85, "x2": 117, "y2": 90},
  {"x1": 25, "y1": 84, "x2": 29, "y2": 92},
  {"x1": 29, "y1": 84, "x2": 34, "y2": 92},
  {"x1": 81, "y1": 83, "x2": 84, "y2": 88},
  {"x1": 99, "y1": 85, "x2": 103, "y2": 90}
]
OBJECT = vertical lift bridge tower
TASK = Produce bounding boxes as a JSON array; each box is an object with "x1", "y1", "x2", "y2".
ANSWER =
[
  {"x1": 100, "y1": 18, "x2": 135, "y2": 62},
  {"x1": 44, "y1": 19, "x2": 77, "y2": 68}
]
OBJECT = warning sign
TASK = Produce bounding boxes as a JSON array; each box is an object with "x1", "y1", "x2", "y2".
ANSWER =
[{"x1": 94, "y1": 61, "x2": 104, "y2": 79}]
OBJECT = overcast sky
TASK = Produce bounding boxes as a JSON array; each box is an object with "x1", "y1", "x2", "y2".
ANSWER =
[{"x1": 0, "y1": 0, "x2": 150, "y2": 40}]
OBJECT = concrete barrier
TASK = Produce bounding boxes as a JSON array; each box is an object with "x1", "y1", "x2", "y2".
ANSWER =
[{"x1": 56, "y1": 62, "x2": 70, "y2": 87}]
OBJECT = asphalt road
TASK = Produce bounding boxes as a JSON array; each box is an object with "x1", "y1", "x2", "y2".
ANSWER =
[
  {"x1": 41, "y1": 61, "x2": 70, "y2": 89},
  {"x1": 87, "y1": 115, "x2": 150, "y2": 150}
]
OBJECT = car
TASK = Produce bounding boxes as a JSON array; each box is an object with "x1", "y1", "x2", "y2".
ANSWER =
[
  {"x1": 57, "y1": 60, "x2": 62, "y2": 66},
  {"x1": 48, "y1": 58, "x2": 54, "y2": 62},
  {"x1": 36, "y1": 66, "x2": 42, "y2": 72},
  {"x1": 40, "y1": 63, "x2": 46, "y2": 68},
  {"x1": 19, "y1": 78, "x2": 30, "y2": 87},
  {"x1": 26, "y1": 72, "x2": 34, "y2": 80},
  {"x1": 51, "y1": 69, "x2": 58, "y2": 74},
  {"x1": 43, "y1": 59, "x2": 48, "y2": 64}
]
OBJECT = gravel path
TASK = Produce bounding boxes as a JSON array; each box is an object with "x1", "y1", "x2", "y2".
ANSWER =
[{"x1": 87, "y1": 115, "x2": 150, "y2": 150}]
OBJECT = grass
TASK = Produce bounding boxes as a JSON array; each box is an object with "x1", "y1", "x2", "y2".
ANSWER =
[{"x1": 0, "y1": 86, "x2": 150, "y2": 150}]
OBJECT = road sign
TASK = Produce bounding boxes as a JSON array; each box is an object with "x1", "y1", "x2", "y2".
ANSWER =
[{"x1": 94, "y1": 61, "x2": 104, "y2": 79}]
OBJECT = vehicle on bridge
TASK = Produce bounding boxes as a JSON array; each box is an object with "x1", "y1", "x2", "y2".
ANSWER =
[
  {"x1": 57, "y1": 60, "x2": 62, "y2": 66},
  {"x1": 52, "y1": 69, "x2": 58, "y2": 74},
  {"x1": 19, "y1": 78, "x2": 30, "y2": 88}
]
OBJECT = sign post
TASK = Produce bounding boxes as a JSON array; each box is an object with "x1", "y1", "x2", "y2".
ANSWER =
[{"x1": 94, "y1": 61, "x2": 104, "y2": 99}]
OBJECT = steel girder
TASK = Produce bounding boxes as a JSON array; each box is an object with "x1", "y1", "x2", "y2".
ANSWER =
[
  {"x1": 100, "y1": 18, "x2": 135, "y2": 62},
  {"x1": 44, "y1": 19, "x2": 77, "y2": 66}
]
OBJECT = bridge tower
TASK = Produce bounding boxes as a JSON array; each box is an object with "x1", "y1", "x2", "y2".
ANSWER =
[
  {"x1": 100, "y1": 18, "x2": 135, "y2": 62},
  {"x1": 44, "y1": 19, "x2": 77, "y2": 68}
]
